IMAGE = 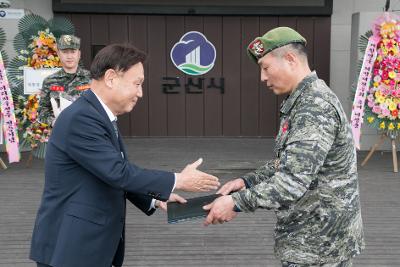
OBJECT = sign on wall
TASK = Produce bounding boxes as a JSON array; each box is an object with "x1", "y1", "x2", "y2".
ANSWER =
[
  {"x1": 170, "y1": 31, "x2": 216, "y2": 76},
  {"x1": 0, "y1": 9, "x2": 25, "y2": 19}
]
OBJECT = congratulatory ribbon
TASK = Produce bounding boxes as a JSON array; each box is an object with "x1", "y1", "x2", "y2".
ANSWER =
[{"x1": 0, "y1": 52, "x2": 20, "y2": 163}]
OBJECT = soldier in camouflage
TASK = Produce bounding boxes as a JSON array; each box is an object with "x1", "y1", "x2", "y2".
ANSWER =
[
  {"x1": 37, "y1": 34, "x2": 91, "y2": 126},
  {"x1": 204, "y1": 27, "x2": 364, "y2": 267}
]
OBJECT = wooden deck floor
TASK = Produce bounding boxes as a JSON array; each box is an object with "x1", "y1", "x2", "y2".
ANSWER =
[{"x1": 0, "y1": 138, "x2": 399, "y2": 267}]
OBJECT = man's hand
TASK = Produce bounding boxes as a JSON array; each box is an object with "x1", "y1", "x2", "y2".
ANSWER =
[
  {"x1": 216, "y1": 178, "x2": 246, "y2": 195},
  {"x1": 203, "y1": 195, "x2": 237, "y2": 226},
  {"x1": 157, "y1": 193, "x2": 187, "y2": 212},
  {"x1": 175, "y1": 158, "x2": 220, "y2": 192}
]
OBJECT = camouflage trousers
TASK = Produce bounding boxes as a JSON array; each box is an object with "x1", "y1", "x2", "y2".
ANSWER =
[{"x1": 282, "y1": 259, "x2": 352, "y2": 267}]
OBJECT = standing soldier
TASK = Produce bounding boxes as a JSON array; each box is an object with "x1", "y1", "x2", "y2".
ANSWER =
[
  {"x1": 204, "y1": 27, "x2": 365, "y2": 267},
  {"x1": 38, "y1": 34, "x2": 91, "y2": 125}
]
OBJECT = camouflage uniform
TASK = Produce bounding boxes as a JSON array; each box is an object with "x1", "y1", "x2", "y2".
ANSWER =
[
  {"x1": 38, "y1": 34, "x2": 91, "y2": 126},
  {"x1": 231, "y1": 72, "x2": 365, "y2": 265},
  {"x1": 37, "y1": 66, "x2": 91, "y2": 125}
]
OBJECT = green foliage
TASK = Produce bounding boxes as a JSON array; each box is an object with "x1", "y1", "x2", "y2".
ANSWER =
[
  {"x1": 0, "y1": 28, "x2": 9, "y2": 66},
  {"x1": 0, "y1": 28, "x2": 6, "y2": 48},
  {"x1": 13, "y1": 33, "x2": 28, "y2": 53},
  {"x1": 18, "y1": 14, "x2": 48, "y2": 40},
  {"x1": 48, "y1": 17, "x2": 75, "y2": 37}
]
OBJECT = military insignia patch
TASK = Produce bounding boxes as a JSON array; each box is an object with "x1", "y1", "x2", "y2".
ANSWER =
[
  {"x1": 76, "y1": 84, "x2": 90, "y2": 91},
  {"x1": 249, "y1": 39, "x2": 265, "y2": 57},
  {"x1": 282, "y1": 120, "x2": 289, "y2": 133},
  {"x1": 63, "y1": 35, "x2": 72, "y2": 45},
  {"x1": 50, "y1": 85, "x2": 64, "y2": 91}
]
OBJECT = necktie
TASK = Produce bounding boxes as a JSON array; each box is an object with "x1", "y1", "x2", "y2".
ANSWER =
[{"x1": 112, "y1": 119, "x2": 118, "y2": 138}]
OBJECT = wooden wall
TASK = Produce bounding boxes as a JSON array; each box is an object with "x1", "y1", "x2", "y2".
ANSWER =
[{"x1": 58, "y1": 14, "x2": 331, "y2": 137}]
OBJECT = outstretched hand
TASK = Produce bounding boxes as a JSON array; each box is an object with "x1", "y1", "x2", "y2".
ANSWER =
[
  {"x1": 203, "y1": 195, "x2": 237, "y2": 226},
  {"x1": 157, "y1": 193, "x2": 187, "y2": 212},
  {"x1": 216, "y1": 178, "x2": 246, "y2": 195},
  {"x1": 175, "y1": 158, "x2": 220, "y2": 192}
]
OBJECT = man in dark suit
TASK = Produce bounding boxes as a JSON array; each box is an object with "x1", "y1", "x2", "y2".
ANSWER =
[{"x1": 30, "y1": 43, "x2": 220, "y2": 267}]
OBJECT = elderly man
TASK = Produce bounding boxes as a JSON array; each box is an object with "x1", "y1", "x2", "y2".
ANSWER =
[
  {"x1": 204, "y1": 27, "x2": 364, "y2": 267},
  {"x1": 30, "y1": 43, "x2": 219, "y2": 267},
  {"x1": 38, "y1": 34, "x2": 91, "y2": 126}
]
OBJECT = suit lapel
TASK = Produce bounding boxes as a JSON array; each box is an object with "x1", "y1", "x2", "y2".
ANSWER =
[{"x1": 81, "y1": 90, "x2": 121, "y2": 151}]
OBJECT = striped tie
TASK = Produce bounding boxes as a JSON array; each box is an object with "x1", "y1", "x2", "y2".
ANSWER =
[{"x1": 112, "y1": 119, "x2": 118, "y2": 138}]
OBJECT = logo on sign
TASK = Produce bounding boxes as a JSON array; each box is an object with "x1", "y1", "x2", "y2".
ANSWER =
[{"x1": 170, "y1": 31, "x2": 216, "y2": 76}]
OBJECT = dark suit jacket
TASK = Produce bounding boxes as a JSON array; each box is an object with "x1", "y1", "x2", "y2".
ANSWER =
[{"x1": 30, "y1": 90, "x2": 175, "y2": 267}]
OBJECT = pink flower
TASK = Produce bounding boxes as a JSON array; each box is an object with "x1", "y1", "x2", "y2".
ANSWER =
[
  {"x1": 367, "y1": 94, "x2": 375, "y2": 102},
  {"x1": 373, "y1": 106, "x2": 382, "y2": 114},
  {"x1": 368, "y1": 101, "x2": 374, "y2": 108},
  {"x1": 382, "y1": 108, "x2": 391, "y2": 117}
]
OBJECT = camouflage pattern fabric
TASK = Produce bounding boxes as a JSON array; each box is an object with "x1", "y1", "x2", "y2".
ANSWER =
[
  {"x1": 231, "y1": 72, "x2": 365, "y2": 265},
  {"x1": 37, "y1": 66, "x2": 91, "y2": 125}
]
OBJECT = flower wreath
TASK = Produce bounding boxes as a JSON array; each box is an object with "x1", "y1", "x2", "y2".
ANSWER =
[{"x1": 7, "y1": 14, "x2": 74, "y2": 158}]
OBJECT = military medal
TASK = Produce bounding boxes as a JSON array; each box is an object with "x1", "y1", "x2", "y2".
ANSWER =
[{"x1": 282, "y1": 120, "x2": 289, "y2": 133}]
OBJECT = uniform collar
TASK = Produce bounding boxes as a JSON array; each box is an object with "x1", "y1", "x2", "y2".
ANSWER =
[
  {"x1": 60, "y1": 65, "x2": 84, "y2": 76},
  {"x1": 280, "y1": 71, "x2": 318, "y2": 115}
]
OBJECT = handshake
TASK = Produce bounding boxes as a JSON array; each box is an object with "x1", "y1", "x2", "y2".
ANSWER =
[{"x1": 155, "y1": 158, "x2": 246, "y2": 227}]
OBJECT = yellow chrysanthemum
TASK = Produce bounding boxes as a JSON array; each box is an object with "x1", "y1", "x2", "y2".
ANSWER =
[
  {"x1": 397, "y1": 123, "x2": 400, "y2": 129},
  {"x1": 377, "y1": 96, "x2": 386, "y2": 104},
  {"x1": 389, "y1": 101, "x2": 397, "y2": 111},
  {"x1": 380, "y1": 121, "x2": 386, "y2": 129},
  {"x1": 389, "y1": 71, "x2": 397, "y2": 79},
  {"x1": 373, "y1": 81, "x2": 380, "y2": 88},
  {"x1": 367, "y1": 117, "x2": 375, "y2": 123},
  {"x1": 375, "y1": 91, "x2": 382, "y2": 98},
  {"x1": 389, "y1": 123, "x2": 395, "y2": 130}
]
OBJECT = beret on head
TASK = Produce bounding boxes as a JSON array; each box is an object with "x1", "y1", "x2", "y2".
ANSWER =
[
  {"x1": 247, "y1": 27, "x2": 307, "y2": 63},
  {"x1": 57, "y1": 35, "x2": 81, "y2": 50}
]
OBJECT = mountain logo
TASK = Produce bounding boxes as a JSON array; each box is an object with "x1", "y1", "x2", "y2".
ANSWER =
[{"x1": 170, "y1": 31, "x2": 216, "y2": 76}]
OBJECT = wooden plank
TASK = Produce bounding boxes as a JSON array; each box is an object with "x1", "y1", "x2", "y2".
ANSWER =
[
  {"x1": 70, "y1": 14, "x2": 92, "y2": 69},
  {"x1": 108, "y1": 15, "x2": 131, "y2": 136},
  {"x1": 184, "y1": 16, "x2": 205, "y2": 136},
  {"x1": 166, "y1": 16, "x2": 186, "y2": 136},
  {"x1": 203, "y1": 16, "x2": 223, "y2": 136},
  {"x1": 240, "y1": 17, "x2": 260, "y2": 136},
  {"x1": 147, "y1": 16, "x2": 168, "y2": 136},
  {"x1": 259, "y1": 16, "x2": 279, "y2": 137},
  {"x1": 222, "y1": 16, "x2": 241, "y2": 136},
  {"x1": 90, "y1": 14, "x2": 109, "y2": 45},
  {"x1": 314, "y1": 17, "x2": 331, "y2": 85},
  {"x1": 129, "y1": 15, "x2": 150, "y2": 136}
]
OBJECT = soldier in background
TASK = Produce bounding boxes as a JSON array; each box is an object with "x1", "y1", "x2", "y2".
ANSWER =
[
  {"x1": 38, "y1": 34, "x2": 91, "y2": 126},
  {"x1": 203, "y1": 27, "x2": 365, "y2": 267}
]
